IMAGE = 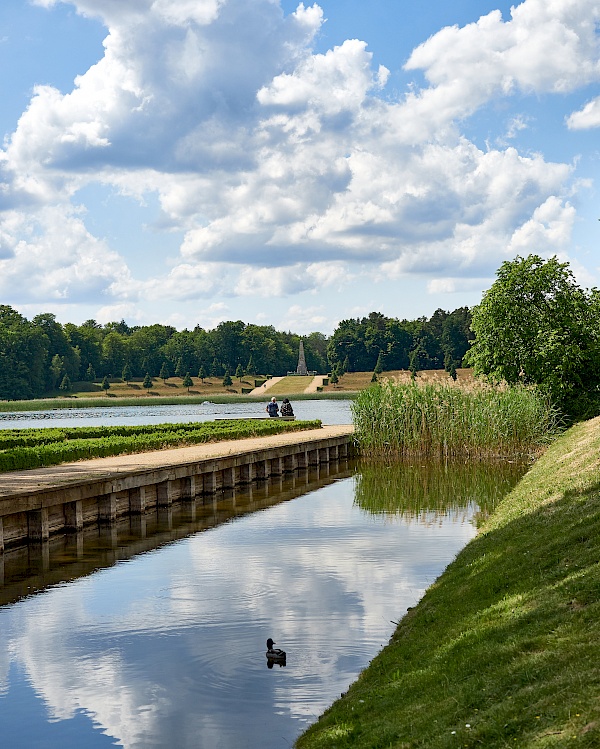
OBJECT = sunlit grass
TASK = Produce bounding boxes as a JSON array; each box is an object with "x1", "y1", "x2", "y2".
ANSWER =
[
  {"x1": 296, "y1": 417, "x2": 600, "y2": 748},
  {"x1": 352, "y1": 380, "x2": 558, "y2": 458}
]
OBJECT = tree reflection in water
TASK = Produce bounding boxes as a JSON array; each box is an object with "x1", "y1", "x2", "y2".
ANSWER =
[{"x1": 353, "y1": 458, "x2": 529, "y2": 526}]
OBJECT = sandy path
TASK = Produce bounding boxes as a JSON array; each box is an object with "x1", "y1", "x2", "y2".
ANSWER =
[
  {"x1": 304, "y1": 375, "x2": 327, "y2": 393},
  {"x1": 0, "y1": 425, "x2": 354, "y2": 498},
  {"x1": 248, "y1": 376, "x2": 284, "y2": 396}
]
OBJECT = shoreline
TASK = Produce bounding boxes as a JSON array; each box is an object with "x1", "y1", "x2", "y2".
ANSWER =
[
  {"x1": 0, "y1": 391, "x2": 357, "y2": 414},
  {"x1": 296, "y1": 416, "x2": 600, "y2": 748}
]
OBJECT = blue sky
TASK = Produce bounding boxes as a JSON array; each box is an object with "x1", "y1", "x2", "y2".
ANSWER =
[{"x1": 1, "y1": 0, "x2": 599, "y2": 334}]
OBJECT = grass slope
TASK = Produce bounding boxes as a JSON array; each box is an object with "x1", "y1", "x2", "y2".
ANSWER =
[{"x1": 296, "y1": 417, "x2": 600, "y2": 748}]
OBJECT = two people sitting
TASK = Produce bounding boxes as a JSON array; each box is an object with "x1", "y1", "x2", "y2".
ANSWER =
[{"x1": 265, "y1": 397, "x2": 294, "y2": 418}]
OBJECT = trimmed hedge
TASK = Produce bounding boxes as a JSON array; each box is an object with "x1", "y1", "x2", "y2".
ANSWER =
[{"x1": 0, "y1": 419, "x2": 321, "y2": 473}]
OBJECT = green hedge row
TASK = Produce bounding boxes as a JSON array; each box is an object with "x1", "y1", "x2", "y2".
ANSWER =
[{"x1": 0, "y1": 419, "x2": 321, "y2": 473}]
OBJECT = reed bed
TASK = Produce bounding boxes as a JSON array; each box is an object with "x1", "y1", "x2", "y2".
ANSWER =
[
  {"x1": 0, "y1": 419, "x2": 321, "y2": 473},
  {"x1": 351, "y1": 381, "x2": 558, "y2": 458}
]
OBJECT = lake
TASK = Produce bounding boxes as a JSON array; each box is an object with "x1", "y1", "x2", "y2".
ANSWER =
[
  {"x1": 0, "y1": 457, "x2": 527, "y2": 749},
  {"x1": 0, "y1": 399, "x2": 352, "y2": 430}
]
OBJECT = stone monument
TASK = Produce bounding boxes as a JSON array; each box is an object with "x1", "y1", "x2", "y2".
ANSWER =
[{"x1": 296, "y1": 340, "x2": 308, "y2": 375}]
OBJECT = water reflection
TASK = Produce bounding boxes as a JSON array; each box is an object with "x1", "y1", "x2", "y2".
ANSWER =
[
  {"x1": 355, "y1": 458, "x2": 529, "y2": 526},
  {"x1": 0, "y1": 459, "x2": 527, "y2": 749}
]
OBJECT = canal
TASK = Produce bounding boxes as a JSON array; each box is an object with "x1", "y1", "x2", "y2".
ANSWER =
[{"x1": 0, "y1": 456, "x2": 528, "y2": 749}]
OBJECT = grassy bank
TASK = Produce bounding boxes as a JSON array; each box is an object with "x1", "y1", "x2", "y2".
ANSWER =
[
  {"x1": 296, "y1": 417, "x2": 600, "y2": 748},
  {"x1": 0, "y1": 419, "x2": 321, "y2": 472},
  {"x1": 352, "y1": 381, "x2": 558, "y2": 458}
]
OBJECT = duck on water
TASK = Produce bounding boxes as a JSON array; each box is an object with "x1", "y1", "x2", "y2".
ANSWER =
[{"x1": 266, "y1": 639, "x2": 286, "y2": 665}]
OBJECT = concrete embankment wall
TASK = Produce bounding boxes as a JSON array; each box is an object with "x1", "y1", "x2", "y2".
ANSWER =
[{"x1": 0, "y1": 426, "x2": 355, "y2": 551}]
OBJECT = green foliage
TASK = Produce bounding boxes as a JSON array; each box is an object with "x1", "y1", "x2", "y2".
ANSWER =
[
  {"x1": 223, "y1": 370, "x2": 233, "y2": 387},
  {"x1": 235, "y1": 363, "x2": 244, "y2": 380},
  {"x1": 0, "y1": 419, "x2": 322, "y2": 472},
  {"x1": 328, "y1": 308, "x2": 472, "y2": 373},
  {"x1": 143, "y1": 373, "x2": 153, "y2": 391},
  {"x1": 182, "y1": 372, "x2": 193, "y2": 392},
  {"x1": 121, "y1": 363, "x2": 132, "y2": 383},
  {"x1": 175, "y1": 357, "x2": 186, "y2": 378},
  {"x1": 330, "y1": 370, "x2": 339, "y2": 385},
  {"x1": 373, "y1": 351, "x2": 384, "y2": 374},
  {"x1": 465, "y1": 254, "x2": 600, "y2": 417},
  {"x1": 59, "y1": 374, "x2": 71, "y2": 392},
  {"x1": 101, "y1": 376, "x2": 111, "y2": 394},
  {"x1": 370, "y1": 371, "x2": 378, "y2": 383},
  {"x1": 352, "y1": 380, "x2": 558, "y2": 458},
  {"x1": 198, "y1": 365, "x2": 207, "y2": 382},
  {"x1": 1, "y1": 303, "x2": 473, "y2": 401},
  {"x1": 159, "y1": 362, "x2": 170, "y2": 382}
]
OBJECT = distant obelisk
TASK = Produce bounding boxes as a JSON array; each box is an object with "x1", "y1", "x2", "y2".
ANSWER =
[{"x1": 296, "y1": 341, "x2": 308, "y2": 375}]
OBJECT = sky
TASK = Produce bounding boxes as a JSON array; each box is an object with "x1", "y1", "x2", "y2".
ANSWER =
[{"x1": 0, "y1": 0, "x2": 599, "y2": 335}]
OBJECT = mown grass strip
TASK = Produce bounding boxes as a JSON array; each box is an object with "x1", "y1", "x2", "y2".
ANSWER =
[
  {"x1": 296, "y1": 416, "x2": 600, "y2": 748},
  {"x1": 352, "y1": 381, "x2": 558, "y2": 458},
  {"x1": 0, "y1": 419, "x2": 321, "y2": 472}
]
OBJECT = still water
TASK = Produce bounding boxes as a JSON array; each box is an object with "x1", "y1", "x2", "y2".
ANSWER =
[
  {"x1": 0, "y1": 459, "x2": 527, "y2": 749},
  {"x1": 0, "y1": 399, "x2": 352, "y2": 430}
]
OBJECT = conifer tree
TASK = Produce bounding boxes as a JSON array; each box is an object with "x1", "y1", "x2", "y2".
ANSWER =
[
  {"x1": 198, "y1": 365, "x2": 207, "y2": 383},
  {"x1": 159, "y1": 362, "x2": 170, "y2": 383},
  {"x1": 143, "y1": 373, "x2": 153, "y2": 392},
  {"x1": 101, "y1": 376, "x2": 111, "y2": 395},
  {"x1": 59, "y1": 374, "x2": 71, "y2": 392},
  {"x1": 182, "y1": 372, "x2": 193, "y2": 392},
  {"x1": 122, "y1": 363, "x2": 132, "y2": 384},
  {"x1": 223, "y1": 370, "x2": 232, "y2": 387}
]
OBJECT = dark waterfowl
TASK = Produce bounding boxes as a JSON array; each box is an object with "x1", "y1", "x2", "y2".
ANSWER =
[{"x1": 266, "y1": 638, "x2": 286, "y2": 661}]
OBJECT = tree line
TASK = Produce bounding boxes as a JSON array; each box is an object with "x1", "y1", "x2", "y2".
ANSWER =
[{"x1": 0, "y1": 305, "x2": 473, "y2": 401}]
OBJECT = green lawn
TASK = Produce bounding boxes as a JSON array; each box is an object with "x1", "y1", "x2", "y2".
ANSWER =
[
  {"x1": 265, "y1": 376, "x2": 316, "y2": 395},
  {"x1": 296, "y1": 417, "x2": 600, "y2": 748}
]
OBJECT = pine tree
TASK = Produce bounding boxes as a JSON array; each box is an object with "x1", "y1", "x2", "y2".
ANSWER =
[
  {"x1": 101, "y1": 376, "x2": 111, "y2": 395},
  {"x1": 235, "y1": 363, "x2": 244, "y2": 381},
  {"x1": 330, "y1": 369, "x2": 339, "y2": 386},
  {"x1": 175, "y1": 357, "x2": 186, "y2": 378},
  {"x1": 198, "y1": 365, "x2": 207, "y2": 383},
  {"x1": 371, "y1": 371, "x2": 378, "y2": 383},
  {"x1": 143, "y1": 373, "x2": 153, "y2": 392},
  {"x1": 182, "y1": 372, "x2": 193, "y2": 392},
  {"x1": 59, "y1": 374, "x2": 71, "y2": 392},
  {"x1": 246, "y1": 354, "x2": 256, "y2": 376},
  {"x1": 122, "y1": 363, "x2": 132, "y2": 384},
  {"x1": 210, "y1": 358, "x2": 220, "y2": 377},
  {"x1": 374, "y1": 351, "x2": 384, "y2": 375},
  {"x1": 223, "y1": 370, "x2": 232, "y2": 387},
  {"x1": 342, "y1": 355, "x2": 350, "y2": 374},
  {"x1": 86, "y1": 363, "x2": 96, "y2": 382},
  {"x1": 160, "y1": 362, "x2": 170, "y2": 383}
]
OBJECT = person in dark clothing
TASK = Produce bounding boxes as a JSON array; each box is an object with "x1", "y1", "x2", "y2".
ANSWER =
[
  {"x1": 280, "y1": 398, "x2": 294, "y2": 417},
  {"x1": 266, "y1": 397, "x2": 279, "y2": 417}
]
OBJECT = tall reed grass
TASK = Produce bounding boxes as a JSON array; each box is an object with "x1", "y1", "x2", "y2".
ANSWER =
[{"x1": 351, "y1": 381, "x2": 559, "y2": 458}]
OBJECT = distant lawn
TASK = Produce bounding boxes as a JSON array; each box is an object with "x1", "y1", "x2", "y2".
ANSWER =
[
  {"x1": 265, "y1": 376, "x2": 316, "y2": 395},
  {"x1": 0, "y1": 370, "x2": 477, "y2": 411},
  {"x1": 322, "y1": 367, "x2": 475, "y2": 392}
]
